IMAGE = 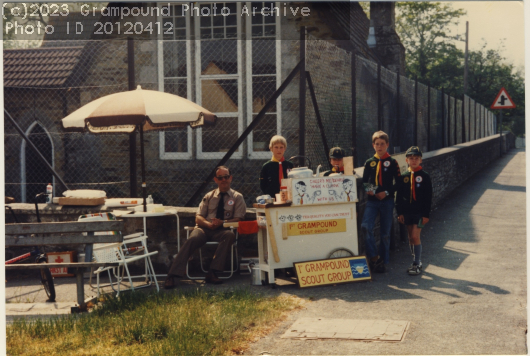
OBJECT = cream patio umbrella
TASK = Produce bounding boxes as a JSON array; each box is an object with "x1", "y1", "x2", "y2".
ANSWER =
[{"x1": 62, "y1": 85, "x2": 217, "y2": 211}]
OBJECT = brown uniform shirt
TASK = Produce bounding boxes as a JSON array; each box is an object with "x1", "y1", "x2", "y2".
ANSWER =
[{"x1": 196, "y1": 188, "x2": 246, "y2": 223}]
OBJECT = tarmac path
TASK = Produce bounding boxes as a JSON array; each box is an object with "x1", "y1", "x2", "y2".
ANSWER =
[{"x1": 245, "y1": 148, "x2": 527, "y2": 355}]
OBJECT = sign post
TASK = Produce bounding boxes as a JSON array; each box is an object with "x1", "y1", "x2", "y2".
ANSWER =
[{"x1": 490, "y1": 87, "x2": 516, "y2": 156}]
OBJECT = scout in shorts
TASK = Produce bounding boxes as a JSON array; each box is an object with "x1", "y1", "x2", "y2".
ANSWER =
[{"x1": 395, "y1": 146, "x2": 433, "y2": 275}]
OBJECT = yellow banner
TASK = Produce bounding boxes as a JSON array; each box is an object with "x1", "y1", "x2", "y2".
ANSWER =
[
  {"x1": 294, "y1": 256, "x2": 371, "y2": 288},
  {"x1": 286, "y1": 218, "x2": 346, "y2": 236}
]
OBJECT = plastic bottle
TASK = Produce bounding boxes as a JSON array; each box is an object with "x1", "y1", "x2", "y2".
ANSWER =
[
  {"x1": 46, "y1": 183, "x2": 53, "y2": 204},
  {"x1": 147, "y1": 195, "x2": 154, "y2": 204}
]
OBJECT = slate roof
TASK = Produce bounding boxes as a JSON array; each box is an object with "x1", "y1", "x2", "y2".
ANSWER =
[{"x1": 3, "y1": 46, "x2": 85, "y2": 87}]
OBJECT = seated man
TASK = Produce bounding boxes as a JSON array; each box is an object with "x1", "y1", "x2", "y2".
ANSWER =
[{"x1": 164, "y1": 166, "x2": 246, "y2": 288}]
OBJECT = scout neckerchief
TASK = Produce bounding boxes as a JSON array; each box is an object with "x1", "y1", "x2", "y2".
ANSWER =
[
  {"x1": 374, "y1": 152, "x2": 390, "y2": 186},
  {"x1": 408, "y1": 166, "x2": 422, "y2": 202},
  {"x1": 271, "y1": 155, "x2": 285, "y2": 187},
  {"x1": 332, "y1": 166, "x2": 345, "y2": 173}
]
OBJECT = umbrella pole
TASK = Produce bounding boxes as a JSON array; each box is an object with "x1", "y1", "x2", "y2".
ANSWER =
[{"x1": 139, "y1": 124, "x2": 147, "y2": 213}]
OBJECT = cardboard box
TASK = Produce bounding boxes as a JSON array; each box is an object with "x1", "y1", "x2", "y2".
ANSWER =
[
  {"x1": 57, "y1": 197, "x2": 105, "y2": 206},
  {"x1": 46, "y1": 251, "x2": 77, "y2": 277}
]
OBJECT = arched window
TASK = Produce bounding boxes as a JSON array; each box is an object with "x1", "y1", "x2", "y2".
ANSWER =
[{"x1": 21, "y1": 122, "x2": 54, "y2": 203}]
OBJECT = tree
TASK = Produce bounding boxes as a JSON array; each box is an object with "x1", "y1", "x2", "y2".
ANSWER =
[
  {"x1": 396, "y1": 2, "x2": 466, "y2": 82},
  {"x1": 396, "y1": 2, "x2": 524, "y2": 137},
  {"x1": 466, "y1": 44, "x2": 525, "y2": 136}
]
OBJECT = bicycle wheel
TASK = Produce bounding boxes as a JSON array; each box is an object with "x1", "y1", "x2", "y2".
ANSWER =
[
  {"x1": 40, "y1": 267, "x2": 56, "y2": 302},
  {"x1": 37, "y1": 257, "x2": 56, "y2": 302},
  {"x1": 328, "y1": 248, "x2": 356, "y2": 259}
]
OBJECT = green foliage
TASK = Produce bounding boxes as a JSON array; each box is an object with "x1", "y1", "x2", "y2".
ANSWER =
[
  {"x1": 396, "y1": 2, "x2": 525, "y2": 137},
  {"x1": 396, "y1": 2, "x2": 466, "y2": 81}
]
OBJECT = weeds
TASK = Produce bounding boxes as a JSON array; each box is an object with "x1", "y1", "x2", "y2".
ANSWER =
[{"x1": 7, "y1": 288, "x2": 302, "y2": 355}]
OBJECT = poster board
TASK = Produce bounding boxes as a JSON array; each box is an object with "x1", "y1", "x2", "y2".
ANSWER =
[
  {"x1": 293, "y1": 255, "x2": 371, "y2": 288},
  {"x1": 282, "y1": 175, "x2": 357, "y2": 206}
]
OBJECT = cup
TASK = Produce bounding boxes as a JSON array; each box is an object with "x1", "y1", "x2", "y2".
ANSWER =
[{"x1": 275, "y1": 194, "x2": 283, "y2": 203}]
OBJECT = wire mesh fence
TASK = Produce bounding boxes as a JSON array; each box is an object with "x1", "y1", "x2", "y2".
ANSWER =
[{"x1": 4, "y1": 35, "x2": 497, "y2": 207}]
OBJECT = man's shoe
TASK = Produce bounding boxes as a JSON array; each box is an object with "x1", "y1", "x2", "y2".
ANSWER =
[
  {"x1": 164, "y1": 276, "x2": 178, "y2": 290},
  {"x1": 374, "y1": 258, "x2": 385, "y2": 273},
  {"x1": 408, "y1": 262, "x2": 422, "y2": 275},
  {"x1": 205, "y1": 271, "x2": 223, "y2": 284}
]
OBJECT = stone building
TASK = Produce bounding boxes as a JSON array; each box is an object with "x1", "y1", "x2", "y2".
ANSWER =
[{"x1": 4, "y1": 2, "x2": 405, "y2": 206}]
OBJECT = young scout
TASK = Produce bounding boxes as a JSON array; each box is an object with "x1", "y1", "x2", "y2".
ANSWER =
[
  {"x1": 361, "y1": 131, "x2": 401, "y2": 273},
  {"x1": 396, "y1": 146, "x2": 433, "y2": 275},
  {"x1": 260, "y1": 135, "x2": 294, "y2": 197},
  {"x1": 323, "y1": 147, "x2": 346, "y2": 176}
]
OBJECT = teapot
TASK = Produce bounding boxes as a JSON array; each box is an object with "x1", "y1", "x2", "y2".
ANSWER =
[
  {"x1": 287, "y1": 156, "x2": 315, "y2": 178},
  {"x1": 287, "y1": 167, "x2": 314, "y2": 179}
]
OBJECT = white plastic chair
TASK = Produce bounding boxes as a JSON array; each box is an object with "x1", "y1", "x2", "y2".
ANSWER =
[
  {"x1": 78, "y1": 213, "x2": 159, "y2": 297},
  {"x1": 184, "y1": 226, "x2": 239, "y2": 280}
]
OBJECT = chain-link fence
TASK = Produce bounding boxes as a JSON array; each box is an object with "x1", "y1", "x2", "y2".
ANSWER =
[{"x1": 4, "y1": 34, "x2": 497, "y2": 207}]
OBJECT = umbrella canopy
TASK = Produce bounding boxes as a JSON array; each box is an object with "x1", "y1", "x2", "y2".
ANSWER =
[
  {"x1": 61, "y1": 85, "x2": 217, "y2": 211},
  {"x1": 62, "y1": 85, "x2": 216, "y2": 133}
]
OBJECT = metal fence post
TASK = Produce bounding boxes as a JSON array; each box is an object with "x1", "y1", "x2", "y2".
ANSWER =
[
  {"x1": 299, "y1": 26, "x2": 306, "y2": 157},
  {"x1": 396, "y1": 68, "x2": 400, "y2": 151},
  {"x1": 427, "y1": 85, "x2": 431, "y2": 151},
  {"x1": 351, "y1": 53, "x2": 357, "y2": 165},
  {"x1": 377, "y1": 63, "x2": 382, "y2": 131},
  {"x1": 441, "y1": 87, "x2": 445, "y2": 148},
  {"x1": 461, "y1": 94, "x2": 466, "y2": 143},
  {"x1": 454, "y1": 94, "x2": 457, "y2": 145},
  {"x1": 127, "y1": 37, "x2": 137, "y2": 198},
  {"x1": 306, "y1": 71, "x2": 330, "y2": 167},
  {"x1": 414, "y1": 76, "x2": 418, "y2": 146}
]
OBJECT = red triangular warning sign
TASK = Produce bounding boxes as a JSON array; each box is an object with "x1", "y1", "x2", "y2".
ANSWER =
[{"x1": 491, "y1": 87, "x2": 516, "y2": 109}]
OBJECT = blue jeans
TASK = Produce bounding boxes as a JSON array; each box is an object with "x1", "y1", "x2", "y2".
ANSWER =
[{"x1": 361, "y1": 199, "x2": 394, "y2": 264}]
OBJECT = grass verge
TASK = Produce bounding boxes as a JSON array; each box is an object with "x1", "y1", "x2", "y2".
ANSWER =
[{"x1": 7, "y1": 289, "x2": 302, "y2": 356}]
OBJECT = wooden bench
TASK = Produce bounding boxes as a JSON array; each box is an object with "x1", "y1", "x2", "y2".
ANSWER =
[{"x1": 5, "y1": 220, "x2": 125, "y2": 311}]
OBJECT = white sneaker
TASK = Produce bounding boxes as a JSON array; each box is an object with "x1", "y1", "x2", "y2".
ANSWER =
[{"x1": 407, "y1": 262, "x2": 422, "y2": 275}]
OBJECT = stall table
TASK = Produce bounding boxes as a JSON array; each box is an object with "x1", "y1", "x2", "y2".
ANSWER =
[{"x1": 255, "y1": 199, "x2": 358, "y2": 285}]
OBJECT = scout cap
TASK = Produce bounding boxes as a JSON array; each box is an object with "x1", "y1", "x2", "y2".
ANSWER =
[
  {"x1": 329, "y1": 147, "x2": 346, "y2": 158},
  {"x1": 405, "y1": 146, "x2": 422, "y2": 157}
]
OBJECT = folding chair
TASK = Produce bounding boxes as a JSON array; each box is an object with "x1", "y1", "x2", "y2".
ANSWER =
[
  {"x1": 184, "y1": 225, "x2": 239, "y2": 280},
  {"x1": 79, "y1": 213, "x2": 159, "y2": 297}
]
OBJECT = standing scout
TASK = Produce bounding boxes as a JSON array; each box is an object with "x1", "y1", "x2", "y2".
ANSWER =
[
  {"x1": 361, "y1": 131, "x2": 401, "y2": 273},
  {"x1": 323, "y1": 147, "x2": 346, "y2": 176},
  {"x1": 260, "y1": 135, "x2": 294, "y2": 198},
  {"x1": 396, "y1": 146, "x2": 432, "y2": 275}
]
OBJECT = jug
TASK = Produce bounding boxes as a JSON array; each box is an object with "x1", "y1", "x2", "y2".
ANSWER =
[{"x1": 249, "y1": 262, "x2": 262, "y2": 285}]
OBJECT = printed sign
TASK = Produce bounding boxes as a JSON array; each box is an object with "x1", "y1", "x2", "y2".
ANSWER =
[
  {"x1": 284, "y1": 176, "x2": 357, "y2": 206},
  {"x1": 294, "y1": 256, "x2": 371, "y2": 288},
  {"x1": 278, "y1": 210, "x2": 351, "y2": 223},
  {"x1": 490, "y1": 87, "x2": 516, "y2": 109},
  {"x1": 46, "y1": 251, "x2": 76, "y2": 277},
  {"x1": 286, "y1": 219, "x2": 347, "y2": 236}
]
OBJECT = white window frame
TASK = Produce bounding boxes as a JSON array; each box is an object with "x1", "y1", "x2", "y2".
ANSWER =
[
  {"x1": 196, "y1": 2, "x2": 243, "y2": 159},
  {"x1": 158, "y1": 4, "x2": 193, "y2": 160},
  {"x1": 245, "y1": 1, "x2": 282, "y2": 159}
]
